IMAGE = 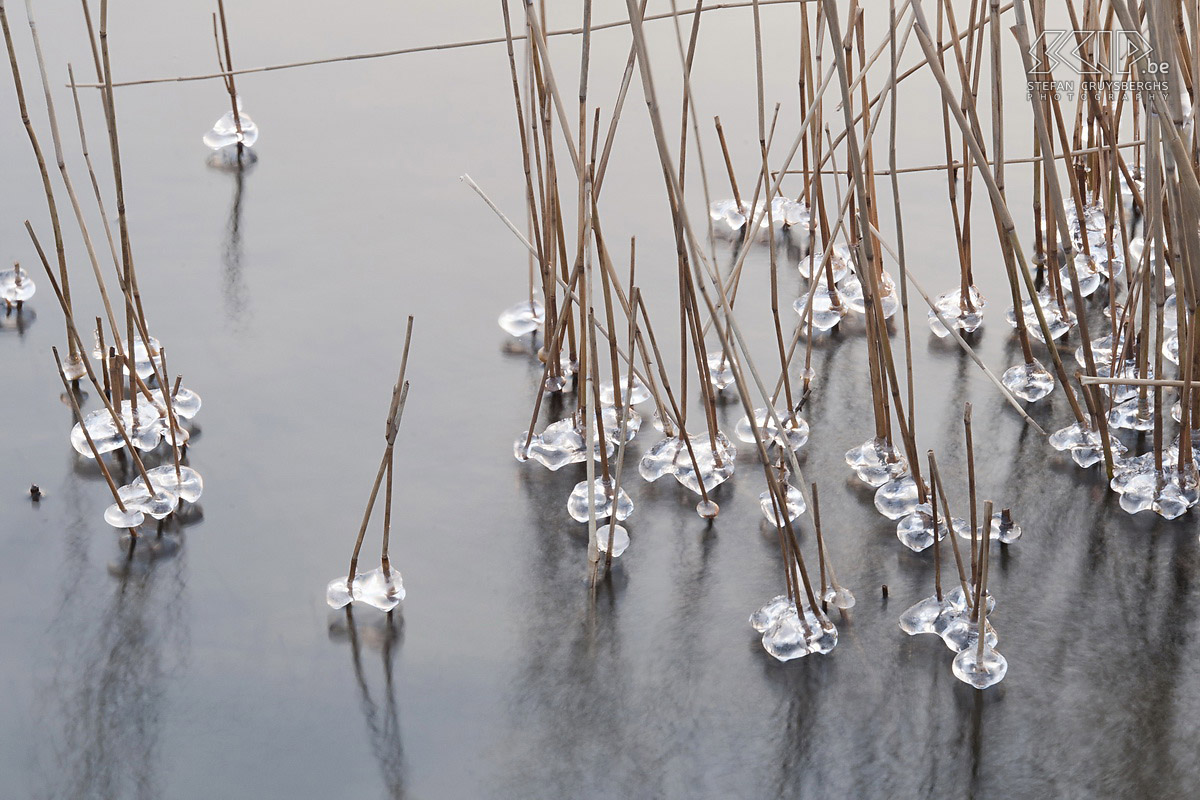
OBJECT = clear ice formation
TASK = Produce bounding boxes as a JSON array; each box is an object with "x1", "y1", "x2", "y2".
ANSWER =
[
  {"x1": 759, "y1": 483, "x2": 806, "y2": 525},
  {"x1": 567, "y1": 477, "x2": 634, "y2": 523},
  {"x1": 846, "y1": 437, "x2": 908, "y2": 487},
  {"x1": 1064, "y1": 202, "x2": 1108, "y2": 250},
  {"x1": 515, "y1": 418, "x2": 587, "y2": 470},
  {"x1": 823, "y1": 586, "x2": 856, "y2": 609},
  {"x1": 600, "y1": 373, "x2": 651, "y2": 405},
  {"x1": 895, "y1": 503, "x2": 967, "y2": 552},
  {"x1": 639, "y1": 431, "x2": 736, "y2": 494},
  {"x1": 709, "y1": 197, "x2": 810, "y2": 239},
  {"x1": 928, "y1": 285, "x2": 986, "y2": 338},
  {"x1": 1092, "y1": 359, "x2": 1146, "y2": 404},
  {"x1": 203, "y1": 98, "x2": 259, "y2": 150},
  {"x1": 1170, "y1": 402, "x2": 1199, "y2": 432},
  {"x1": 1108, "y1": 396, "x2": 1158, "y2": 432},
  {"x1": 70, "y1": 401, "x2": 164, "y2": 457},
  {"x1": 103, "y1": 503, "x2": 145, "y2": 528},
  {"x1": 710, "y1": 199, "x2": 750, "y2": 234},
  {"x1": 901, "y1": 584, "x2": 997, "y2": 641},
  {"x1": 1005, "y1": 292, "x2": 1076, "y2": 342},
  {"x1": 92, "y1": 331, "x2": 163, "y2": 380},
  {"x1": 138, "y1": 465, "x2": 204, "y2": 504},
  {"x1": 103, "y1": 475, "x2": 181, "y2": 528},
  {"x1": 875, "y1": 475, "x2": 920, "y2": 520},
  {"x1": 706, "y1": 351, "x2": 736, "y2": 390},
  {"x1": 514, "y1": 408, "x2": 635, "y2": 470},
  {"x1": 139, "y1": 385, "x2": 203, "y2": 422},
  {"x1": 1120, "y1": 175, "x2": 1144, "y2": 222},
  {"x1": 750, "y1": 594, "x2": 794, "y2": 633},
  {"x1": 165, "y1": 387, "x2": 203, "y2": 420},
  {"x1": 600, "y1": 405, "x2": 642, "y2": 444},
  {"x1": 1001, "y1": 359, "x2": 1055, "y2": 402},
  {"x1": 952, "y1": 644, "x2": 1008, "y2": 689},
  {"x1": 797, "y1": 244, "x2": 852, "y2": 283},
  {"x1": 838, "y1": 270, "x2": 900, "y2": 318},
  {"x1": 793, "y1": 284, "x2": 848, "y2": 331},
  {"x1": 1061, "y1": 253, "x2": 1103, "y2": 297},
  {"x1": 597, "y1": 524, "x2": 630, "y2": 557},
  {"x1": 751, "y1": 196, "x2": 810, "y2": 237},
  {"x1": 734, "y1": 407, "x2": 809, "y2": 451},
  {"x1": 946, "y1": 512, "x2": 1022, "y2": 544},
  {"x1": 497, "y1": 299, "x2": 546, "y2": 337},
  {"x1": 1048, "y1": 421, "x2": 1127, "y2": 468},
  {"x1": 326, "y1": 566, "x2": 406, "y2": 611},
  {"x1": 935, "y1": 607, "x2": 999, "y2": 653},
  {"x1": 946, "y1": 584, "x2": 995, "y2": 615},
  {"x1": 1126, "y1": 237, "x2": 1173, "y2": 289},
  {"x1": 543, "y1": 352, "x2": 579, "y2": 392},
  {"x1": 59, "y1": 353, "x2": 87, "y2": 380},
  {"x1": 1114, "y1": 468, "x2": 1199, "y2": 519},
  {"x1": 1111, "y1": 449, "x2": 1186, "y2": 495},
  {"x1": 900, "y1": 594, "x2": 953, "y2": 636},
  {"x1": 761, "y1": 196, "x2": 810, "y2": 230},
  {"x1": 1163, "y1": 293, "x2": 1179, "y2": 330},
  {"x1": 986, "y1": 512, "x2": 1022, "y2": 543},
  {"x1": 751, "y1": 594, "x2": 838, "y2": 661},
  {"x1": 1077, "y1": 334, "x2": 1127, "y2": 369},
  {"x1": 1090, "y1": 246, "x2": 1125, "y2": 280},
  {"x1": 1164, "y1": 333, "x2": 1180, "y2": 366},
  {"x1": 0, "y1": 264, "x2": 35, "y2": 306}
]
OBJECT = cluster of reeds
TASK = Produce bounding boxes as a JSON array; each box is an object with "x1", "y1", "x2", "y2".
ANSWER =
[
  {"x1": 5, "y1": 0, "x2": 1198, "y2": 687},
  {"x1": 326, "y1": 318, "x2": 415, "y2": 614},
  {"x1": 476, "y1": 0, "x2": 1198, "y2": 685},
  {"x1": 2, "y1": 0, "x2": 205, "y2": 562}
]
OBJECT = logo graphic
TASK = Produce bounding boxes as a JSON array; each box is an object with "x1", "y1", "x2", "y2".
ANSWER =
[{"x1": 1029, "y1": 30, "x2": 1156, "y2": 75}]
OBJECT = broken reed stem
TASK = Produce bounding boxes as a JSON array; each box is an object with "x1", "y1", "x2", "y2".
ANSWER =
[
  {"x1": 348, "y1": 318, "x2": 415, "y2": 586},
  {"x1": 380, "y1": 316, "x2": 416, "y2": 567}
]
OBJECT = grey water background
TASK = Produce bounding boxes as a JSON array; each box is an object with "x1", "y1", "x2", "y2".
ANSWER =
[{"x1": 1, "y1": 1, "x2": 1197, "y2": 798}]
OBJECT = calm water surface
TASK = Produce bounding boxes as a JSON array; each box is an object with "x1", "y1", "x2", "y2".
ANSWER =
[{"x1": 1, "y1": 2, "x2": 1196, "y2": 798}]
